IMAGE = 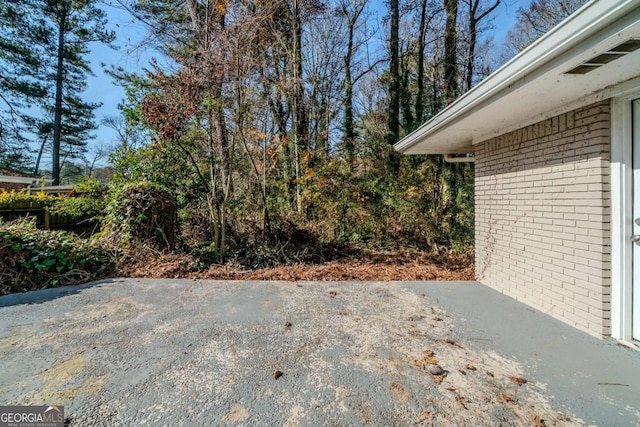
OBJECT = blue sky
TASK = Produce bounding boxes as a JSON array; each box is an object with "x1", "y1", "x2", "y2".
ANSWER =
[{"x1": 84, "y1": 0, "x2": 529, "y2": 150}]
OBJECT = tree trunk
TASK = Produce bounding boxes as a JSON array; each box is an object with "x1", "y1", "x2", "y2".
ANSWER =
[
  {"x1": 386, "y1": 0, "x2": 401, "y2": 174},
  {"x1": 293, "y1": 0, "x2": 307, "y2": 151},
  {"x1": 343, "y1": 11, "x2": 356, "y2": 169},
  {"x1": 443, "y1": 0, "x2": 459, "y2": 105},
  {"x1": 34, "y1": 133, "x2": 49, "y2": 176},
  {"x1": 400, "y1": 53, "x2": 413, "y2": 131},
  {"x1": 51, "y1": 6, "x2": 67, "y2": 186},
  {"x1": 466, "y1": 0, "x2": 500, "y2": 91},
  {"x1": 466, "y1": 14, "x2": 476, "y2": 91},
  {"x1": 387, "y1": 0, "x2": 399, "y2": 146},
  {"x1": 292, "y1": 0, "x2": 306, "y2": 213},
  {"x1": 415, "y1": 0, "x2": 428, "y2": 123}
]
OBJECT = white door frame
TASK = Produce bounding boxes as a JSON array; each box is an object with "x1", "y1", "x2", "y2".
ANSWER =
[{"x1": 611, "y1": 93, "x2": 640, "y2": 345}]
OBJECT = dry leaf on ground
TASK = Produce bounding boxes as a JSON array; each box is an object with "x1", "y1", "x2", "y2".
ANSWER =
[
  {"x1": 116, "y1": 248, "x2": 474, "y2": 282},
  {"x1": 533, "y1": 415, "x2": 546, "y2": 426},
  {"x1": 510, "y1": 376, "x2": 528, "y2": 385},
  {"x1": 416, "y1": 410, "x2": 433, "y2": 424},
  {"x1": 500, "y1": 393, "x2": 515, "y2": 403},
  {"x1": 444, "y1": 338, "x2": 461, "y2": 347},
  {"x1": 455, "y1": 393, "x2": 468, "y2": 409}
]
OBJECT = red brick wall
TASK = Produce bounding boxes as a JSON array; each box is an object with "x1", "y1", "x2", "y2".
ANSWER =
[{"x1": 0, "y1": 182, "x2": 30, "y2": 191}]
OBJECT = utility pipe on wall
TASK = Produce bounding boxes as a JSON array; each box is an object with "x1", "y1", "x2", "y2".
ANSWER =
[{"x1": 444, "y1": 154, "x2": 475, "y2": 163}]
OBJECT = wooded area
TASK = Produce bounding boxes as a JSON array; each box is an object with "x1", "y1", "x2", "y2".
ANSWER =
[{"x1": 0, "y1": 0, "x2": 587, "y2": 283}]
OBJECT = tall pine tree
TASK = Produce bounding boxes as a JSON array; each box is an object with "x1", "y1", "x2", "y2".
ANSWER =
[
  {"x1": 0, "y1": 0, "x2": 49, "y2": 170},
  {"x1": 0, "y1": 0, "x2": 114, "y2": 180},
  {"x1": 42, "y1": 0, "x2": 115, "y2": 184}
]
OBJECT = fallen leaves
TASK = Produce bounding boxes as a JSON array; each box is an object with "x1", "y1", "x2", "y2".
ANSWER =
[
  {"x1": 444, "y1": 338, "x2": 462, "y2": 348},
  {"x1": 533, "y1": 415, "x2": 546, "y2": 426},
  {"x1": 414, "y1": 350, "x2": 440, "y2": 370},
  {"x1": 272, "y1": 370, "x2": 283, "y2": 380},
  {"x1": 465, "y1": 364, "x2": 476, "y2": 371},
  {"x1": 284, "y1": 321, "x2": 292, "y2": 328},
  {"x1": 117, "y1": 247, "x2": 474, "y2": 281},
  {"x1": 509, "y1": 376, "x2": 528, "y2": 386},
  {"x1": 500, "y1": 393, "x2": 515, "y2": 403},
  {"x1": 415, "y1": 410, "x2": 433, "y2": 424},
  {"x1": 454, "y1": 393, "x2": 468, "y2": 409}
]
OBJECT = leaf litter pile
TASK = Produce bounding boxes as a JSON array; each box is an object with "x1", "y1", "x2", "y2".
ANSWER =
[{"x1": 119, "y1": 247, "x2": 474, "y2": 281}]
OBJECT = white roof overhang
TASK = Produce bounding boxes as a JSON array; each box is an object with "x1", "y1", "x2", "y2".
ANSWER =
[{"x1": 395, "y1": 0, "x2": 640, "y2": 155}]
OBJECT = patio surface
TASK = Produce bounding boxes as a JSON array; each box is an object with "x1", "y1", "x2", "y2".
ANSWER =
[{"x1": 1, "y1": 279, "x2": 638, "y2": 426}]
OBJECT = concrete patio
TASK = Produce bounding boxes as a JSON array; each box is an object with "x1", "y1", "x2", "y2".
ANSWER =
[{"x1": 1, "y1": 279, "x2": 638, "y2": 426}]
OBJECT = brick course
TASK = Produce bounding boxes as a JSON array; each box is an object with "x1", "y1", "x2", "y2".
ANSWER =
[
  {"x1": 475, "y1": 100, "x2": 611, "y2": 337},
  {"x1": 0, "y1": 182, "x2": 30, "y2": 191}
]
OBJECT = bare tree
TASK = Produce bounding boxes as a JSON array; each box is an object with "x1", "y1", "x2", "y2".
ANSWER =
[
  {"x1": 83, "y1": 142, "x2": 111, "y2": 178},
  {"x1": 464, "y1": 0, "x2": 499, "y2": 91},
  {"x1": 500, "y1": 0, "x2": 588, "y2": 62}
]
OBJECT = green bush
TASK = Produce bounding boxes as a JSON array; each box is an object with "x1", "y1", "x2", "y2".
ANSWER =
[
  {"x1": 46, "y1": 178, "x2": 108, "y2": 218},
  {"x1": 0, "y1": 189, "x2": 58, "y2": 206},
  {"x1": 0, "y1": 218, "x2": 113, "y2": 294},
  {"x1": 102, "y1": 181, "x2": 177, "y2": 251}
]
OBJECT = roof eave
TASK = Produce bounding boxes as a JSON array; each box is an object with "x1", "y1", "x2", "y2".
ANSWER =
[{"x1": 394, "y1": 0, "x2": 639, "y2": 154}]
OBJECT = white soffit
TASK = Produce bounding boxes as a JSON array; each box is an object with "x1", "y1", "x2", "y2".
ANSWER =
[
  {"x1": 0, "y1": 175, "x2": 41, "y2": 184},
  {"x1": 395, "y1": 0, "x2": 640, "y2": 155}
]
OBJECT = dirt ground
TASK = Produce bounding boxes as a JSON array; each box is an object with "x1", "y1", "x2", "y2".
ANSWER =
[{"x1": 118, "y1": 248, "x2": 475, "y2": 282}]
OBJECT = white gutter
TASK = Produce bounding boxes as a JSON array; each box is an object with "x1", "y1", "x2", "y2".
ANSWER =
[{"x1": 395, "y1": 0, "x2": 639, "y2": 153}]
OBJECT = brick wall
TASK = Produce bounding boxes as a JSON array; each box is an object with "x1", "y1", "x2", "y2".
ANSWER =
[
  {"x1": 474, "y1": 100, "x2": 611, "y2": 337},
  {"x1": 0, "y1": 182, "x2": 30, "y2": 191}
]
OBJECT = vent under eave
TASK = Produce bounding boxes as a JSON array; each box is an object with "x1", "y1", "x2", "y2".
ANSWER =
[{"x1": 565, "y1": 38, "x2": 640, "y2": 74}]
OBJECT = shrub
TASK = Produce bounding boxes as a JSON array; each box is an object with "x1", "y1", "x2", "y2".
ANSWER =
[
  {"x1": 0, "y1": 189, "x2": 58, "y2": 206},
  {"x1": 0, "y1": 218, "x2": 113, "y2": 294},
  {"x1": 46, "y1": 178, "x2": 108, "y2": 219},
  {"x1": 102, "y1": 181, "x2": 177, "y2": 251}
]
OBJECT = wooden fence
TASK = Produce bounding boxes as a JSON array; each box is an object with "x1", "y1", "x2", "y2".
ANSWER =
[{"x1": 0, "y1": 201, "x2": 99, "y2": 235}]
